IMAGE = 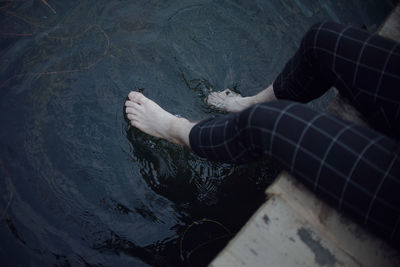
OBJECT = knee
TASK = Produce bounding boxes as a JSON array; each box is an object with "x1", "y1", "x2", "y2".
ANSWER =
[
  {"x1": 301, "y1": 22, "x2": 327, "y2": 50},
  {"x1": 235, "y1": 101, "x2": 299, "y2": 152},
  {"x1": 237, "y1": 102, "x2": 284, "y2": 132},
  {"x1": 241, "y1": 101, "x2": 314, "y2": 131},
  {"x1": 302, "y1": 21, "x2": 347, "y2": 48}
]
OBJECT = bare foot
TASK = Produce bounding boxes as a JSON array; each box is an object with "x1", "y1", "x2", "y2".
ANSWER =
[
  {"x1": 125, "y1": 92, "x2": 195, "y2": 147},
  {"x1": 206, "y1": 85, "x2": 276, "y2": 113},
  {"x1": 206, "y1": 89, "x2": 254, "y2": 113}
]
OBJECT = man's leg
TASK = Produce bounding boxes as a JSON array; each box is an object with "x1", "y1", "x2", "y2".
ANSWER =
[
  {"x1": 207, "y1": 22, "x2": 400, "y2": 139},
  {"x1": 189, "y1": 100, "x2": 400, "y2": 246},
  {"x1": 273, "y1": 21, "x2": 400, "y2": 138}
]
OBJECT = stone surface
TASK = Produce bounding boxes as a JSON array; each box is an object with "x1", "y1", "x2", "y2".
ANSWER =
[{"x1": 210, "y1": 173, "x2": 400, "y2": 267}]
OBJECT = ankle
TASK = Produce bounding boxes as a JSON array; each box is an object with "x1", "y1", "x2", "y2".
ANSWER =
[
  {"x1": 251, "y1": 84, "x2": 276, "y2": 104},
  {"x1": 169, "y1": 117, "x2": 193, "y2": 146},
  {"x1": 246, "y1": 95, "x2": 260, "y2": 106}
]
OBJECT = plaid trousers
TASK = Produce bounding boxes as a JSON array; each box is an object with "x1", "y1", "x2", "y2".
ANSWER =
[{"x1": 189, "y1": 22, "x2": 400, "y2": 247}]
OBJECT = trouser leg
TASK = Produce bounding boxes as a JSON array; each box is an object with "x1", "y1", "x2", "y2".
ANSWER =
[
  {"x1": 274, "y1": 21, "x2": 400, "y2": 138},
  {"x1": 189, "y1": 101, "x2": 400, "y2": 246}
]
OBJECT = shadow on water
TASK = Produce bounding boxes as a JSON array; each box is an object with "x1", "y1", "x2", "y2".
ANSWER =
[{"x1": 0, "y1": 0, "x2": 397, "y2": 266}]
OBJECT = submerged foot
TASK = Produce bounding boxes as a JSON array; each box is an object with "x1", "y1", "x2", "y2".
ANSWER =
[
  {"x1": 206, "y1": 85, "x2": 276, "y2": 112},
  {"x1": 125, "y1": 92, "x2": 194, "y2": 146},
  {"x1": 206, "y1": 89, "x2": 254, "y2": 113}
]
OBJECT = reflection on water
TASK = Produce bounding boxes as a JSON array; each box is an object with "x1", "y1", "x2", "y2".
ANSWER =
[{"x1": 0, "y1": 0, "x2": 395, "y2": 266}]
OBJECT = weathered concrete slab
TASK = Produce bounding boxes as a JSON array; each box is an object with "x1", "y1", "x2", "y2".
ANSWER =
[
  {"x1": 327, "y1": 92, "x2": 370, "y2": 127},
  {"x1": 378, "y1": 4, "x2": 400, "y2": 42},
  {"x1": 210, "y1": 173, "x2": 400, "y2": 267}
]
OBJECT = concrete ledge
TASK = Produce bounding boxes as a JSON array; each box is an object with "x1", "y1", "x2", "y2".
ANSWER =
[
  {"x1": 378, "y1": 4, "x2": 400, "y2": 42},
  {"x1": 210, "y1": 173, "x2": 400, "y2": 267}
]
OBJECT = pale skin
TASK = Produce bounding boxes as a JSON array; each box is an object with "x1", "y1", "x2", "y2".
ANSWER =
[{"x1": 124, "y1": 84, "x2": 277, "y2": 147}]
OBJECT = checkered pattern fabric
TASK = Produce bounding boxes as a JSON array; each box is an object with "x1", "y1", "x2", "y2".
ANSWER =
[
  {"x1": 274, "y1": 21, "x2": 400, "y2": 139},
  {"x1": 189, "y1": 22, "x2": 400, "y2": 247}
]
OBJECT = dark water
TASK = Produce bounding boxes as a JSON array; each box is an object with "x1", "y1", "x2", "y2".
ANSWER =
[{"x1": 0, "y1": 0, "x2": 396, "y2": 266}]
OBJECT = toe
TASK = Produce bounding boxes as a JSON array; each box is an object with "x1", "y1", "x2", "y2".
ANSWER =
[
  {"x1": 223, "y1": 88, "x2": 231, "y2": 95},
  {"x1": 125, "y1": 107, "x2": 136, "y2": 115},
  {"x1": 128, "y1": 91, "x2": 137, "y2": 99},
  {"x1": 209, "y1": 92, "x2": 223, "y2": 99},
  {"x1": 215, "y1": 90, "x2": 231, "y2": 99},
  {"x1": 128, "y1": 91, "x2": 148, "y2": 104},
  {"x1": 128, "y1": 91, "x2": 140, "y2": 102},
  {"x1": 206, "y1": 93, "x2": 218, "y2": 104},
  {"x1": 130, "y1": 120, "x2": 138, "y2": 127},
  {"x1": 207, "y1": 96, "x2": 223, "y2": 108},
  {"x1": 224, "y1": 89, "x2": 239, "y2": 97},
  {"x1": 125, "y1": 100, "x2": 136, "y2": 107}
]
